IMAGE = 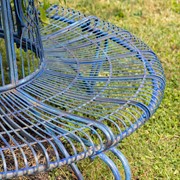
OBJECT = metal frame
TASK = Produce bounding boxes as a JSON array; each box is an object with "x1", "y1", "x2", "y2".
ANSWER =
[{"x1": 0, "y1": 2, "x2": 165, "y2": 179}]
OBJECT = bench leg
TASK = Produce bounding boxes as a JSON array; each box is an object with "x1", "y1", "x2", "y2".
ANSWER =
[
  {"x1": 98, "y1": 153, "x2": 122, "y2": 180},
  {"x1": 95, "y1": 147, "x2": 131, "y2": 180},
  {"x1": 110, "y1": 148, "x2": 131, "y2": 180}
]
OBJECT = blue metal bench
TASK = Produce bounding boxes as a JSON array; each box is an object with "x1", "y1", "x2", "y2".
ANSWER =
[{"x1": 0, "y1": 1, "x2": 165, "y2": 179}]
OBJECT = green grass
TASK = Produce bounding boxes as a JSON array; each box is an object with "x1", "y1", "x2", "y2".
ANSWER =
[{"x1": 17, "y1": 0, "x2": 179, "y2": 179}]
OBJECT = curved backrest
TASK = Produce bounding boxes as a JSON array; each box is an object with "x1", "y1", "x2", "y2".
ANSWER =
[{"x1": 0, "y1": 0, "x2": 43, "y2": 92}]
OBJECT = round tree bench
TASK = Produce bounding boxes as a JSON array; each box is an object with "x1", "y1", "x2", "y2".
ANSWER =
[{"x1": 0, "y1": 1, "x2": 165, "y2": 179}]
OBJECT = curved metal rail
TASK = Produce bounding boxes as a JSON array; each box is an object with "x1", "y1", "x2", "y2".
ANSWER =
[{"x1": 0, "y1": 0, "x2": 44, "y2": 92}]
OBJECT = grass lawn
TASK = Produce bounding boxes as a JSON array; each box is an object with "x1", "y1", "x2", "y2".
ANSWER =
[{"x1": 17, "y1": 0, "x2": 179, "y2": 179}]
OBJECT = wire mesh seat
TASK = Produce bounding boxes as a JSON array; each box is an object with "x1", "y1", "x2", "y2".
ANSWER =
[{"x1": 0, "y1": 2, "x2": 165, "y2": 179}]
